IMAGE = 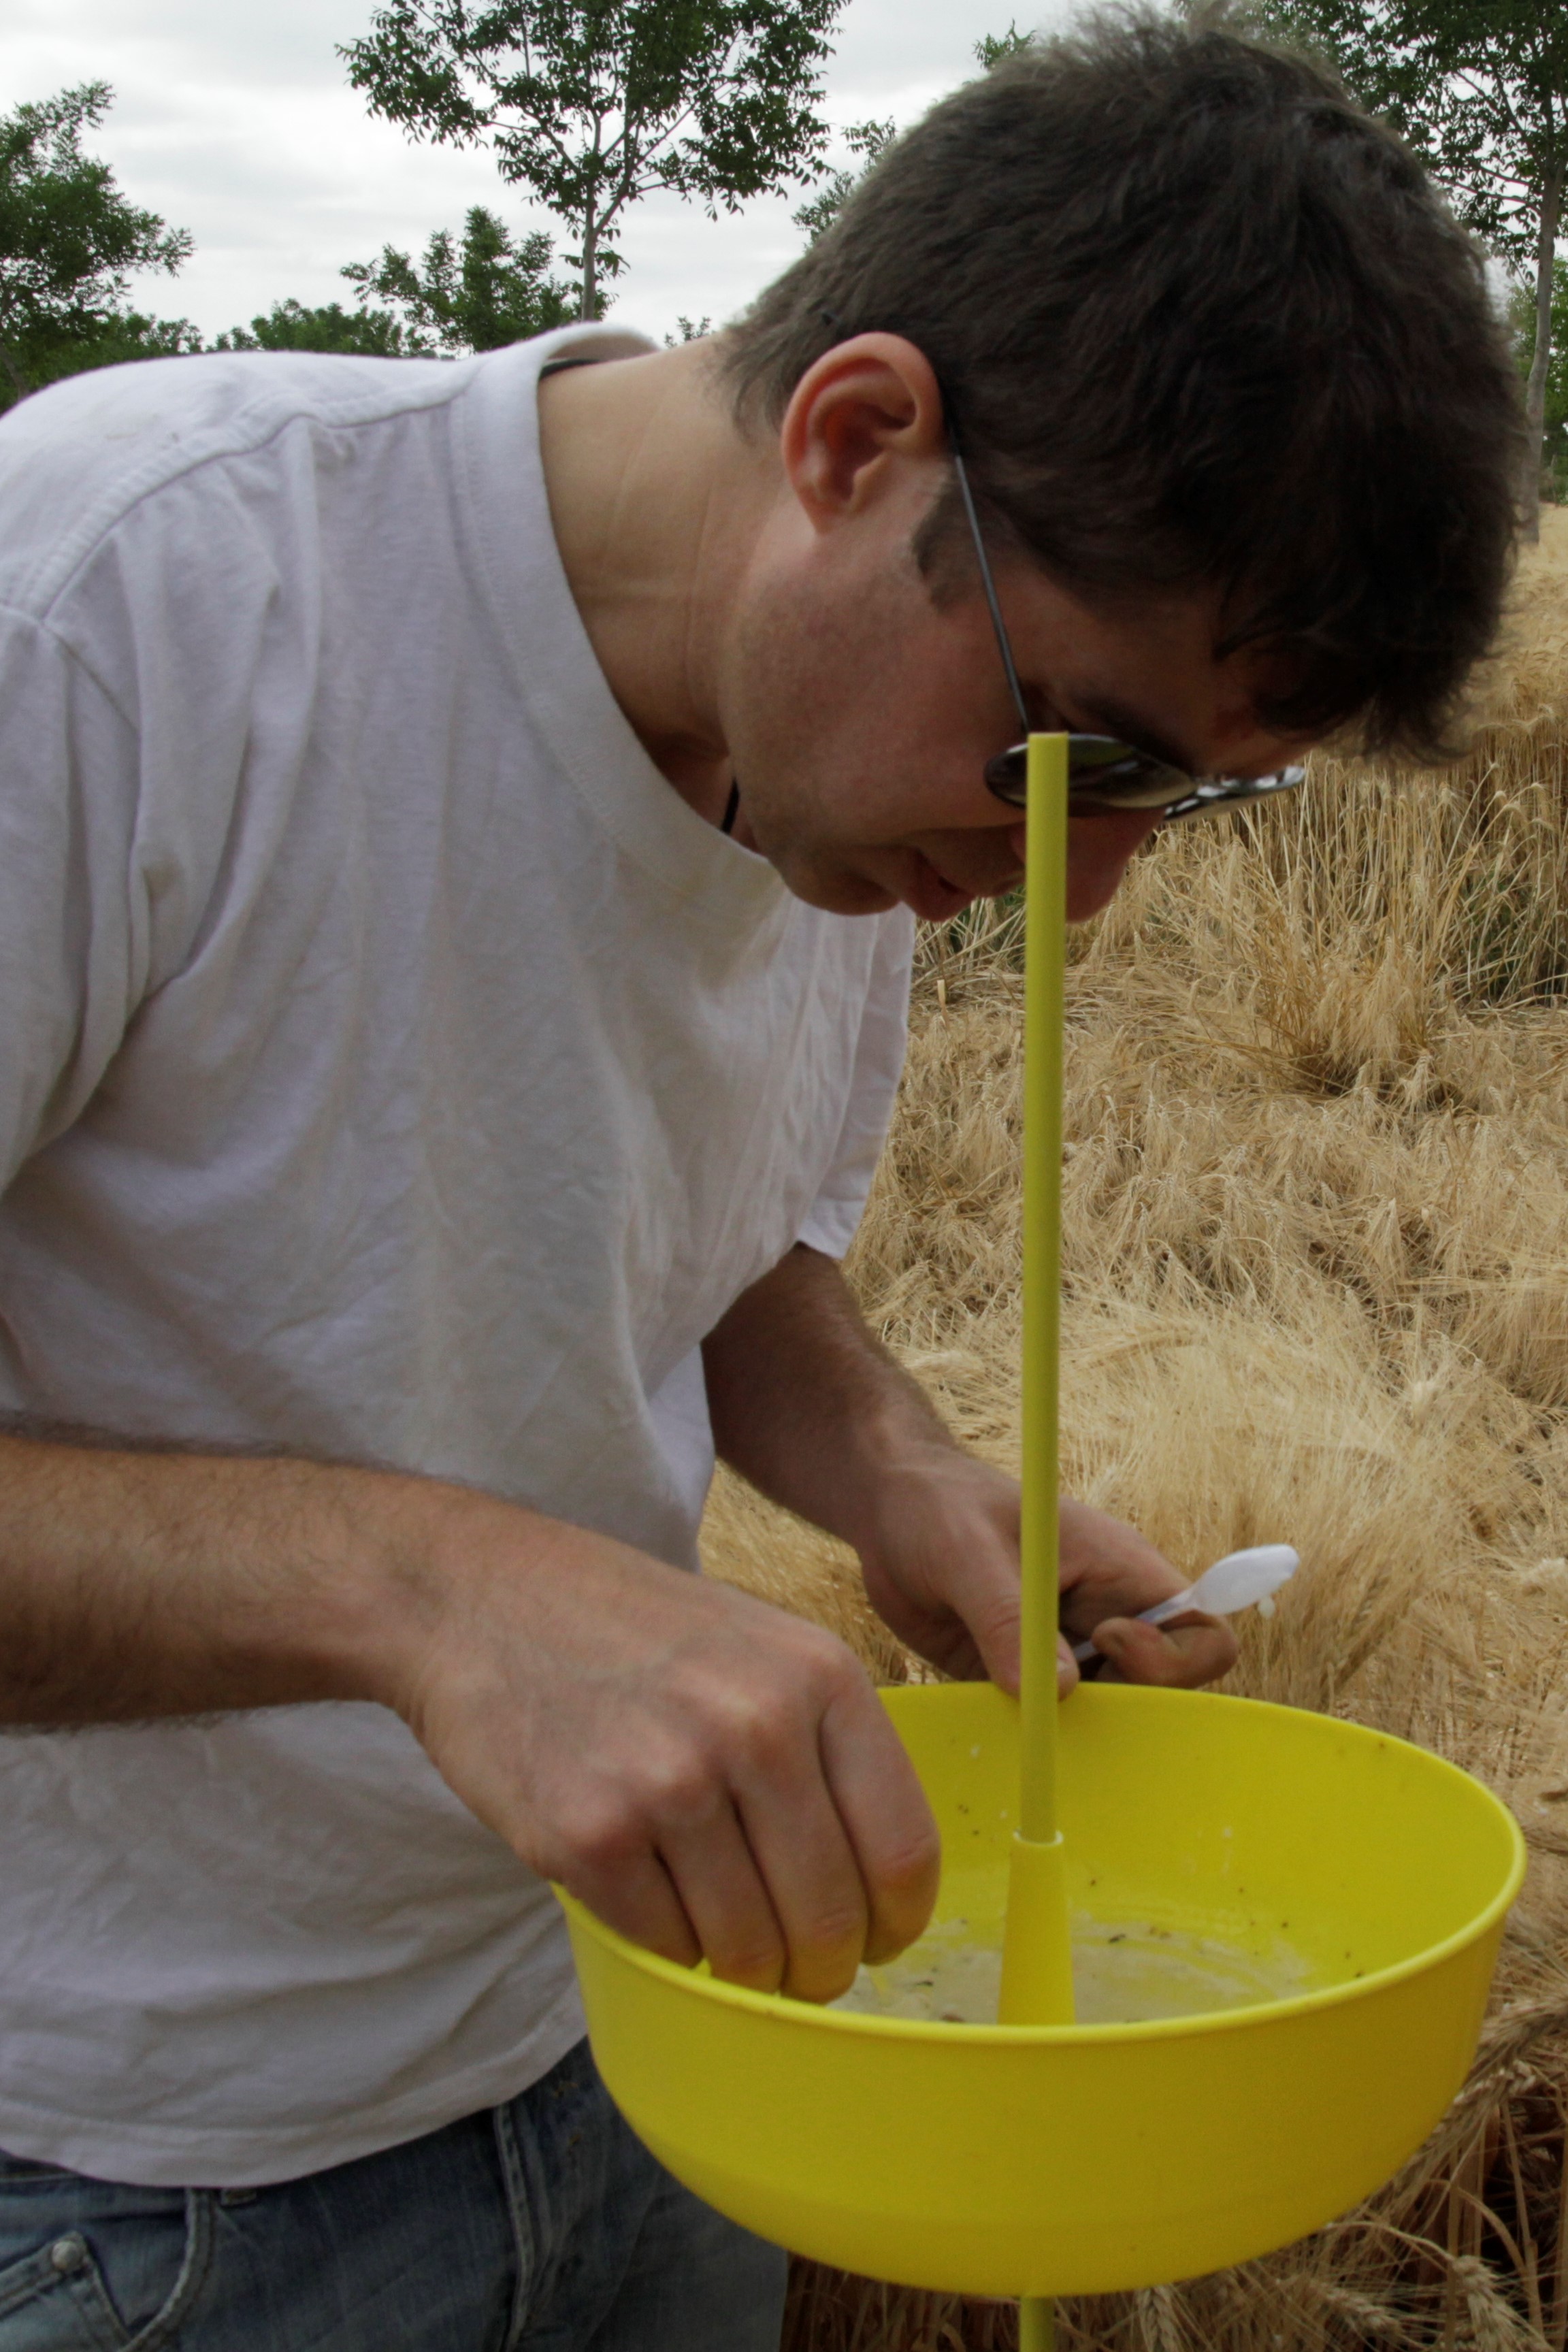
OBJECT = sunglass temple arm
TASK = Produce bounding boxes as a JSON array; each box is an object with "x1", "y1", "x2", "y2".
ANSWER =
[{"x1": 951, "y1": 447, "x2": 1032, "y2": 741}]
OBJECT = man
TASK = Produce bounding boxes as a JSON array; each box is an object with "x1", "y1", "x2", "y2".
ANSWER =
[{"x1": 0, "y1": 10, "x2": 1519, "y2": 2350}]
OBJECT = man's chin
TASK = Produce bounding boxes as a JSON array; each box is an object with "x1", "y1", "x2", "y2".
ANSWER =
[
  {"x1": 759, "y1": 836, "x2": 975, "y2": 919},
  {"x1": 755, "y1": 843, "x2": 1007, "y2": 924},
  {"x1": 901, "y1": 853, "x2": 980, "y2": 924},
  {"x1": 853, "y1": 844, "x2": 1004, "y2": 922},
  {"x1": 763, "y1": 847, "x2": 904, "y2": 918}
]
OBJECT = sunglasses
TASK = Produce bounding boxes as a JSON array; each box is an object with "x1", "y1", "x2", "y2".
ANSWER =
[{"x1": 951, "y1": 449, "x2": 1306, "y2": 822}]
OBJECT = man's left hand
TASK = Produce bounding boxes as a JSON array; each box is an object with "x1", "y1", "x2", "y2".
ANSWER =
[{"x1": 853, "y1": 1445, "x2": 1237, "y2": 1695}]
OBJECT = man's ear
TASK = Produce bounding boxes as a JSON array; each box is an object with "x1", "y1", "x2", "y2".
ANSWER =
[{"x1": 779, "y1": 334, "x2": 947, "y2": 536}]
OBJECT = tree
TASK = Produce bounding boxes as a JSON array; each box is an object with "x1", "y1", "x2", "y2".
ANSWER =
[
  {"x1": 340, "y1": 0, "x2": 850, "y2": 323},
  {"x1": 213, "y1": 298, "x2": 424, "y2": 357},
  {"x1": 3, "y1": 310, "x2": 206, "y2": 410},
  {"x1": 1257, "y1": 0, "x2": 1568, "y2": 536},
  {"x1": 0, "y1": 82, "x2": 195, "y2": 409},
  {"x1": 342, "y1": 203, "x2": 578, "y2": 348},
  {"x1": 1514, "y1": 257, "x2": 1568, "y2": 502}
]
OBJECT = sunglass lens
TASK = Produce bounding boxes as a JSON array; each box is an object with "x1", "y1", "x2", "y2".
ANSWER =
[
  {"x1": 985, "y1": 736, "x2": 1189, "y2": 813},
  {"x1": 983, "y1": 745, "x2": 1030, "y2": 806},
  {"x1": 1066, "y1": 740, "x2": 1192, "y2": 810},
  {"x1": 982, "y1": 736, "x2": 1307, "y2": 820}
]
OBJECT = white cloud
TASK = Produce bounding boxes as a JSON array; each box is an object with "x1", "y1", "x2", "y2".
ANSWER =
[{"x1": 0, "y1": 0, "x2": 1068, "y2": 344}]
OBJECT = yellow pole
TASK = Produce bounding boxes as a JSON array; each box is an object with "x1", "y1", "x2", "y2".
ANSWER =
[
  {"x1": 999, "y1": 730, "x2": 1075, "y2": 2018},
  {"x1": 998, "y1": 734, "x2": 1076, "y2": 2352},
  {"x1": 1020, "y1": 2296, "x2": 1057, "y2": 2351},
  {"x1": 1014, "y1": 730, "x2": 1069, "y2": 1852}
]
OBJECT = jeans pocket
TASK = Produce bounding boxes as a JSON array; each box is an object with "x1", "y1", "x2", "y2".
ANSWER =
[{"x1": 0, "y1": 2190, "x2": 211, "y2": 2352}]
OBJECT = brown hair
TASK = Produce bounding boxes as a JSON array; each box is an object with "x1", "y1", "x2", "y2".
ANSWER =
[{"x1": 721, "y1": 10, "x2": 1524, "y2": 759}]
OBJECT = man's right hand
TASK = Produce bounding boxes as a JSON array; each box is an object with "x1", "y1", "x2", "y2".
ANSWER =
[
  {"x1": 0, "y1": 1435, "x2": 938, "y2": 2002},
  {"x1": 366, "y1": 1493, "x2": 942, "y2": 2004}
]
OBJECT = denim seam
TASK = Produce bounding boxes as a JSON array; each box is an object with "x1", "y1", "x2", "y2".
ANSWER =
[
  {"x1": 120, "y1": 2189, "x2": 216, "y2": 2352},
  {"x1": 491, "y1": 2103, "x2": 536, "y2": 2352}
]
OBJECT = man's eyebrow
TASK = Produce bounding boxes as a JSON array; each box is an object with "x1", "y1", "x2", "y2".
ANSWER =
[{"x1": 1068, "y1": 694, "x2": 1197, "y2": 778}]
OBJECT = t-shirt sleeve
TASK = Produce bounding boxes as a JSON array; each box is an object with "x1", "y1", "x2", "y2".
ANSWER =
[
  {"x1": 796, "y1": 906, "x2": 916, "y2": 1260},
  {"x1": 0, "y1": 610, "x2": 151, "y2": 1186}
]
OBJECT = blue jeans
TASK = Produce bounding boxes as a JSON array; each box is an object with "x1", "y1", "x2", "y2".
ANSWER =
[{"x1": 0, "y1": 2040, "x2": 785, "y2": 2350}]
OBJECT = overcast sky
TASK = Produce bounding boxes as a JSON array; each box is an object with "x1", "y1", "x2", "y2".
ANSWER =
[{"x1": 3, "y1": 0, "x2": 1075, "y2": 346}]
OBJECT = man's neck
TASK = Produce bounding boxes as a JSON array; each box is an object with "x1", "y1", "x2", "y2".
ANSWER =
[{"x1": 538, "y1": 341, "x2": 771, "y2": 830}]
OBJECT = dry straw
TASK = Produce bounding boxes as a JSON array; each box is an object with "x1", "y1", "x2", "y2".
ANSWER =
[{"x1": 703, "y1": 510, "x2": 1568, "y2": 2349}]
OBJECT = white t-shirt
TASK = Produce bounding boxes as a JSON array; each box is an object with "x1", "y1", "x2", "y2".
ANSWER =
[{"x1": 0, "y1": 327, "x2": 914, "y2": 2187}]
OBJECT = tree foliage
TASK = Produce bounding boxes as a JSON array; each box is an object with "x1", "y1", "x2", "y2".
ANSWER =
[
  {"x1": 0, "y1": 82, "x2": 195, "y2": 409},
  {"x1": 0, "y1": 88, "x2": 581, "y2": 397},
  {"x1": 792, "y1": 117, "x2": 894, "y2": 244},
  {"x1": 974, "y1": 21, "x2": 1032, "y2": 74},
  {"x1": 213, "y1": 298, "x2": 421, "y2": 357},
  {"x1": 343, "y1": 203, "x2": 578, "y2": 348},
  {"x1": 791, "y1": 28, "x2": 1032, "y2": 249},
  {"x1": 340, "y1": 0, "x2": 849, "y2": 321},
  {"x1": 214, "y1": 211, "x2": 576, "y2": 359},
  {"x1": 1258, "y1": 0, "x2": 1568, "y2": 529}
]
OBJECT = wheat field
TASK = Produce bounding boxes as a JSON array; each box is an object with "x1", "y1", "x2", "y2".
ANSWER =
[{"x1": 702, "y1": 510, "x2": 1568, "y2": 2350}]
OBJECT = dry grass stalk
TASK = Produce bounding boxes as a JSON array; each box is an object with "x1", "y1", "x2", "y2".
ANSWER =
[{"x1": 702, "y1": 512, "x2": 1568, "y2": 2347}]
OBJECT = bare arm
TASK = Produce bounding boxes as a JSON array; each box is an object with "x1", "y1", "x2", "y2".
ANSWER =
[
  {"x1": 0, "y1": 1437, "x2": 408, "y2": 1723},
  {"x1": 702, "y1": 1243, "x2": 1237, "y2": 1692},
  {"x1": 0, "y1": 1432, "x2": 938, "y2": 2002}
]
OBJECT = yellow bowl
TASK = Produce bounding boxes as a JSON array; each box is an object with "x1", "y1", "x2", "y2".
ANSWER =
[{"x1": 559, "y1": 1682, "x2": 1524, "y2": 2297}]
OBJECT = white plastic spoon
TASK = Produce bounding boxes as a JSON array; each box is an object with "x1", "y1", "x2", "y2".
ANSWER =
[{"x1": 1071, "y1": 1544, "x2": 1299, "y2": 1665}]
